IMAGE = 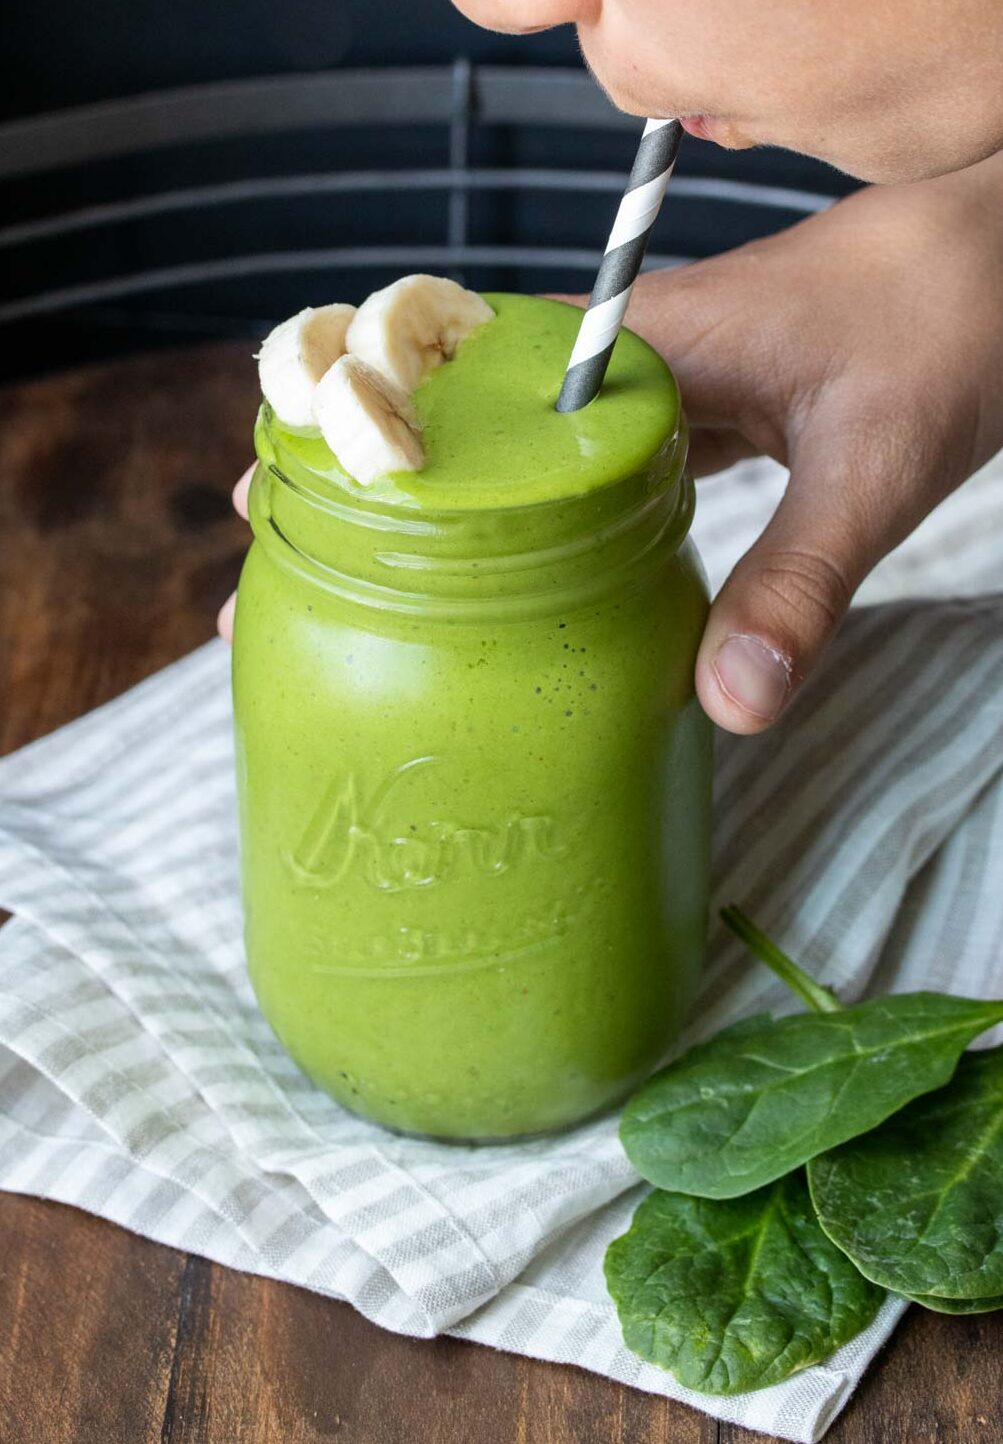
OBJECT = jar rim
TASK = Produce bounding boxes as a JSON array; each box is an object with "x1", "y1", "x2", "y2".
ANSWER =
[{"x1": 251, "y1": 408, "x2": 696, "y2": 620}]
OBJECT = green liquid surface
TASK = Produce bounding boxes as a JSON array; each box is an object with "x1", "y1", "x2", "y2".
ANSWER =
[{"x1": 275, "y1": 292, "x2": 680, "y2": 510}]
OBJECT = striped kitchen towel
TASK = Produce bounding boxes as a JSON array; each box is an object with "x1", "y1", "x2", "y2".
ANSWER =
[{"x1": 1, "y1": 447, "x2": 1002, "y2": 1443}]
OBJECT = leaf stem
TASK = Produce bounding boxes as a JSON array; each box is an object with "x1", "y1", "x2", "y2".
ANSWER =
[{"x1": 721, "y1": 906, "x2": 842, "y2": 1015}]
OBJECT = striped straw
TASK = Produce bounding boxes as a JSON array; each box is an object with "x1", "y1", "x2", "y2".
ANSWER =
[{"x1": 555, "y1": 118, "x2": 682, "y2": 413}]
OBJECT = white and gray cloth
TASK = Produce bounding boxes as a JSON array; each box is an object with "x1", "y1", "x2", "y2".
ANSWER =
[{"x1": 1, "y1": 449, "x2": 1003, "y2": 1443}]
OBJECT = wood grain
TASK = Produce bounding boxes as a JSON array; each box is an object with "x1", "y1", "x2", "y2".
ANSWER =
[{"x1": 0, "y1": 346, "x2": 1000, "y2": 1443}]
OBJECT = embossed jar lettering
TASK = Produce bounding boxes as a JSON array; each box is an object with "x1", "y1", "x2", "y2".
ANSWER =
[{"x1": 288, "y1": 755, "x2": 566, "y2": 892}]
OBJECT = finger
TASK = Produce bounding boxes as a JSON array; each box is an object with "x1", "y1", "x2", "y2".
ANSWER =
[
  {"x1": 617, "y1": 259, "x2": 790, "y2": 456},
  {"x1": 696, "y1": 474, "x2": 875, "y2": 735},
  {"x1": 233, "y1": 465, "x2": 254, "y2": 521},
  {"x1": 217, "y1": 592, "x2": 236, "y2": 644},
  {"x1": 688, "y1": 427, "x2": 760, "y2": 478},
  {"x1": 544, "y1": 279, "x2": 776, "y2": 461}
]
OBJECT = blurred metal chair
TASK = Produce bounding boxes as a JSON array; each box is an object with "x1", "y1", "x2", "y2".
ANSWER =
[{"x1": 0, "y1": 63, "x2": 836, "y2": 329}]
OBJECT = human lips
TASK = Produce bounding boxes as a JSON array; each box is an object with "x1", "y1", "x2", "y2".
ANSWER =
[
  {"x1": 679, "y1": 115, "x2": 724, "y2": 142},
  {"x1": 680, "y1": 115, "x2": 757, "y2": 149}
]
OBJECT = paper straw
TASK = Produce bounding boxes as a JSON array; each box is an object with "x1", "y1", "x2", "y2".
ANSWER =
[{"x1": 555, "y1": 118, "x2": 682, "y2": 413}]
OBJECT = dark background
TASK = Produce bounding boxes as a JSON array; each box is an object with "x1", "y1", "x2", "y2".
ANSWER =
[{"x1": 0, "y1": 1, "x2": 857, "y2": 384}]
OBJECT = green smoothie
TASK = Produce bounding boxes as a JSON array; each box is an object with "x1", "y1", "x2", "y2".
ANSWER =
[{"x1": 233, "y1": 293, "x2": 712, "y2": 1140}]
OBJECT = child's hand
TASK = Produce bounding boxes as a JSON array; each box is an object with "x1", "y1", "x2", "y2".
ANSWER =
[
  {"x1": 219, "y1": 154, "x2": 1003, "y2": 736},
  {"x1": 601, "y1": 153, "x2": 1003, "y2": 733}
]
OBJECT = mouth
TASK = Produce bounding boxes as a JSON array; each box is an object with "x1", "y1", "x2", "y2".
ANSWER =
[
  {"x1": 679, "y1": 115, "x2": 759, "y2": 150},
  {"x1": 679, "y1": 115, "x2": 724, "y2": 142}
]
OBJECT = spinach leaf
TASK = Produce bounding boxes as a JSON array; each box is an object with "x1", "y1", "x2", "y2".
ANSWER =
[
  {"x1": 603, "y1": 1172, "x2": 885, "y2": 1395},
  {"x1": 809, "y1": 1045, "x2": 1003, "y2": 1300},
  {"x1": 907, "y1": 1292, "x2": 1003, "y2": 1315},
  {"x1": 620, "y1": 909, "x2": 1003, "y2": 1198}
]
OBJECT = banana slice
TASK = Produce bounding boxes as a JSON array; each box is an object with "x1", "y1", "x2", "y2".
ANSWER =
[
  {"x1": 346, "y1": 275, "x2": 494, "y2": 392},
  {"x1": 312, "y1": 355, "x2": 424, "y2": 486},
  {"x1": 257, "y1": 303, "x2": 356, "y2": 427}
]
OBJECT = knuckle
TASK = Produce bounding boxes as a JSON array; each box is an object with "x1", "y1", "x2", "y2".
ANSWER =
[{"x1": 752, "y1": 548, "x2": 853, "y2": 637}]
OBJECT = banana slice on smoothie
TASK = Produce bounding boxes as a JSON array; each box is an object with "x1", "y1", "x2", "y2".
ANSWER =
[
  {"x1": 257, "y1": 303, "x2": 356, "y2": 427},
  {"x1": 312, "y1": 354, "x2": 424, "y2": 485},
  {"x1": 346, "y1": 275, "x2": 494, "y2": 392}
]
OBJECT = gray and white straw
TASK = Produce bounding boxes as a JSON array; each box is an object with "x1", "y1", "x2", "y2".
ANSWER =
[{"x1": 555, "y1": 118, "x2": 682, "y2": 413}]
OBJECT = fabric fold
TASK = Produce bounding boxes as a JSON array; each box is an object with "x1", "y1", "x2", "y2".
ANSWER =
[{"x1": 2, "y1": 442, "x2": 1003, "y2": 1439}]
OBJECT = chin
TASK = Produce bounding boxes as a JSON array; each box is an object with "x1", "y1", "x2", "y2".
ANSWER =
[
  {"x1": 588, "y1": 71, "x2": 650, "y2": 119},
  {"x1": 576, "y1": 38, "x2": 657, "y2": 118}
]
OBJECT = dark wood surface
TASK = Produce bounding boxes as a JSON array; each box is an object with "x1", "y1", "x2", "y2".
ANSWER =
[{"x1": 1, "y1": 345, "x2": 999, "y2": 1444}]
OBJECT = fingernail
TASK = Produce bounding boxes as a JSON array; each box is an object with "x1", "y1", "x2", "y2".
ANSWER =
[{"x1": 713, "y1": 634, "x2": 792, "y2": 722}]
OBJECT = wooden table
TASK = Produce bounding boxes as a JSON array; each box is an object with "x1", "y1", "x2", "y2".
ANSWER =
[{"x1": 1, "y1": 345, "x2": 999, "y2": 1444}]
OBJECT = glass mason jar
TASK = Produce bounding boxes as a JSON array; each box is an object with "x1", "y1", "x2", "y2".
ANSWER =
[{"x1": 233, "y1": 338, "x2": 712, "y2": 1141}]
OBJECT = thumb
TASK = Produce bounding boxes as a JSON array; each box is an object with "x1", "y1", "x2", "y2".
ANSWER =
[{"x1": 695, "y1": 474, "x2": 875, "y2": 735}]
